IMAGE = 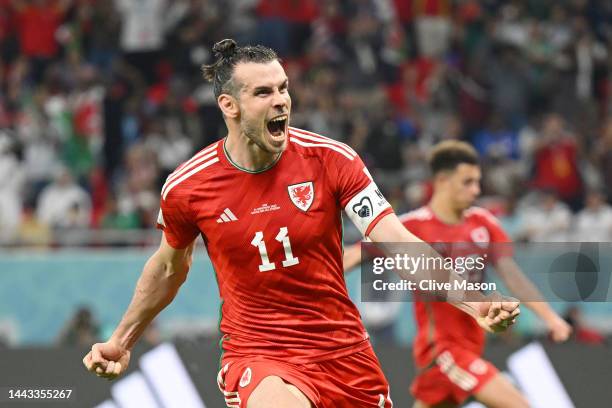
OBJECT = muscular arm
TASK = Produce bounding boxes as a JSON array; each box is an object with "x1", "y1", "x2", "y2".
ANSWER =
[
  {"x1": 495, "y1": 256, "x2": 571, "y2": 341},
  {"x1": 110, "y1": 234, "x2": 195, "y2": 350},
  {"x1": 83, "y1": 233, "x2": 195, "y2": 379},
  {"x1": 367, "y1": 214, "x2": 519, "y2": 332}
]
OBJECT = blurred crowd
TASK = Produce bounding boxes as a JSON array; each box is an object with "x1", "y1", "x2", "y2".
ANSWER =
[
  {"x1": 53, "y1": 305, "x2": 162, "y2": 349},
  {"x1": 1, "y1": 0, "x2": 612, "y2": 246}
]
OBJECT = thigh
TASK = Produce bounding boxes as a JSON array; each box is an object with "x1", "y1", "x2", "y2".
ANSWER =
[
  {"x1": 474, "y1": 373, "x2": 530, "y2": 408},
  {"x1": 248, "y1": 376, "x2": 312, "y2": 408},
  {"x1": 313, "y1": 346, "x2": 393, "y2": 407},
  {"x1": 217, "y1": 357, "x2": 319, "y2": 408}
]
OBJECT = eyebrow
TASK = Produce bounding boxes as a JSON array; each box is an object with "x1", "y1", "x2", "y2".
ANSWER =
[{"x1": 252, "y1": 79, "x2": 289, "y2": 93}]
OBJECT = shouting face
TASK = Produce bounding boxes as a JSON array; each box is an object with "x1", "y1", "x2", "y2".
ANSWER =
[{"x1": 231, "y1": 60, "x2": 291, "y2": 154}]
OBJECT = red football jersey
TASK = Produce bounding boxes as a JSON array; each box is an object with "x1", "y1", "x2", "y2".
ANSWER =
[
  {"x1": 157, "y1": 127, "x2": 393, "y2": 363},
  {"x1": 399, "y1": 206, "x2": 511, "y2": 367}
]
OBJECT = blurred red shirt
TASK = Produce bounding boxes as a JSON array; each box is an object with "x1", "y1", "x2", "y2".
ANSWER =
[{"x1": 16, "y1": 1, "x2": 65, "y2": 58}]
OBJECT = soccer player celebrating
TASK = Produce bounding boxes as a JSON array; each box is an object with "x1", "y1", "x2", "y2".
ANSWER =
[
  {"x1": 345, "y1": 140, "x2": 572, "y2": 408},
  {"x1": 83, "y1": 40, "x2": 519, "y2": 407}
]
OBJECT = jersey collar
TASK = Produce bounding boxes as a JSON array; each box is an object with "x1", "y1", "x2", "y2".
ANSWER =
[{"x1": 221, "y1": 137, "x2": 284, "y2": 174}]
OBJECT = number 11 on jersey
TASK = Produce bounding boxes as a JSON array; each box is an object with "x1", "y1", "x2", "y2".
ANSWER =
[{"x1": 251, "y1": 227, "x2": 299, "y2": 272}]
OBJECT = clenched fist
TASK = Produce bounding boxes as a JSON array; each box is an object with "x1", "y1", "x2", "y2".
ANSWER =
[
  {"x1": 83, "y1": 341, "x2": 131, "y2": 380},
  {"x1": 475, "y1": 295, "x2": 521, "y2": 333}
]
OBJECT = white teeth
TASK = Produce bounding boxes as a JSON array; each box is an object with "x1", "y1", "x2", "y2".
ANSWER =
[
  {"x1": 270, "y1": 115, "x2": 287, "y2": 123},
  {"x1": 268, "y1": 115, "x2": 287, "y2": 137}
]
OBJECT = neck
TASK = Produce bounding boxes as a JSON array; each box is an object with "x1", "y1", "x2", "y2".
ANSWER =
[
  {"x1": 224, "y1": 129, "x2": 280, "y2": 172},
  {"x1": 429, "y1": 193, "x2": 464, "y2": 224}
]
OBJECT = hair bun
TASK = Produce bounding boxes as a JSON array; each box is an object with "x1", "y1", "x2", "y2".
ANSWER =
[{"x1": 213, "y1": 39, "x2": 237, "y2": 59}]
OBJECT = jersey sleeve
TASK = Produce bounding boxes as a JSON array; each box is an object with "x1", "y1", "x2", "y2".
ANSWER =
[
  {"x1": 156, "y1": 188, "x2": 200, "y2": 249},
  {"x1": 328, "y1": 150, "x2": 393, "y2": 237}
]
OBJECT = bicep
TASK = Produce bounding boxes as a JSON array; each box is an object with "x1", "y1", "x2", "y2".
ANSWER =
[
  {"x1": 331, "y1": 152, "x2": 393, "y2": 237},
  {"x1": 153, "y1": 233, "x2": 196, "y2": 276}
]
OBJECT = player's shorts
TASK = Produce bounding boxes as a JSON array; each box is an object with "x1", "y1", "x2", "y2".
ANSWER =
[
  {"x1": 217, "y1": 345, "x2": 393, "y2": 407},
  {"x1": 411, "y1": 346, "x2": 498, "y2": 405}
]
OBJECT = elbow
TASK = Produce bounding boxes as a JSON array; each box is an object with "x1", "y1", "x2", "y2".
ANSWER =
[
  {"x1": 162, "y1": 261, "x2": 189, "y2": 285},
  {"x1": 149, "y1": 252, "x2": 190, "y2": 286},
  {"x1": 149, "y1": 244, "x2": 193, "y2": 286}
]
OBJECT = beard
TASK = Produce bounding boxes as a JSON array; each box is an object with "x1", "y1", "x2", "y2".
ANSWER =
[{"x1": 239, "y1": 112, "x2": 281, "y2": 154}]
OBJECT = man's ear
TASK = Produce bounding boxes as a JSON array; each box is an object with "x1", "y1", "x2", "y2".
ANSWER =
[
  {"x1": 433, "y1": 171, "x2": 449, "y2": 186},
  {"x1": 218, "y1": 94, "x2": 239, "y2": 119}
]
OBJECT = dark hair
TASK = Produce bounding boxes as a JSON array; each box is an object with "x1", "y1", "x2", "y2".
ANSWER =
[
  {"x1": 202, "y1": 39, "x2": 279, "y2": 99},
  {"x1": 429, "y1": 140, "x2": 479, "y2": 175}
]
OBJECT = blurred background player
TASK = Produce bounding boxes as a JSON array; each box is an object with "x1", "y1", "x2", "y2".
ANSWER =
[
  {"x1": 345, "y1": 140, "x2": 571, "y2": 408},
  {"x1": 83, "y1": 40, "x2": 519, "y2": 408}
]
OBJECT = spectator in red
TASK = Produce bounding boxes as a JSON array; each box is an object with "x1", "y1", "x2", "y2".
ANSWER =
[
  {"x1": 13, "y1": 0, "x2": 71, "y2": 82},
  {"x1": 255, "y1": 0, "x2": 318, "y2": 57},
  {"x1": 531, "y1": 113, "x2": 584, "y2": 210}
]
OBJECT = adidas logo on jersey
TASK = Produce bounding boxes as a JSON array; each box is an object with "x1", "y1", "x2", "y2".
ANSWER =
[{"x1": 216, "y1": 208, "x2": 238, "y2": 223}]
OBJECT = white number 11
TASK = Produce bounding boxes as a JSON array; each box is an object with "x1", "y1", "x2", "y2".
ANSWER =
[{"x1": 251, "y1": 227, "x2": 299, "y2": 272}]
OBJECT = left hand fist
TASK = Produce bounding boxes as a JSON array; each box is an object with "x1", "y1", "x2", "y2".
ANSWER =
[{"x1": 476, "y1": 295, "x2": 520, "y2": 333}]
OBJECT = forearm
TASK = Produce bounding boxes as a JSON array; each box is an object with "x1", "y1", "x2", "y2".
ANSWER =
[
  {"x1": 496, "y1": 257, "x2": 555, "y2": 320},
  {"x1": 504, "y1": 278, "x2": 551, "y2": 318},
  {"x1": 365, "y1": 214, "x2": 519, "y2": 331},
  {"x1": 368, "y1": 215, "x2": 490, "y2": 306},
  {"x1": 109, "y1": 252, "x2": 189, "y2": 350}
]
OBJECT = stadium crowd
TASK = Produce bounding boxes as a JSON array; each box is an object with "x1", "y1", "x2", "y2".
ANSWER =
[{"x1": 0, "y1": 0, "x2": 612, "y2": 246}]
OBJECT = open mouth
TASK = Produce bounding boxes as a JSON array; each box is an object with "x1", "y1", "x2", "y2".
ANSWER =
[{"x1": 266, "y1": 115, "x2": 287, "y2": 138}]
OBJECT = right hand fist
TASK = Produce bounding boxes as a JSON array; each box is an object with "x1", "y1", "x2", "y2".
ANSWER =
[{"x1": 83, "y1": 342, "x2": 131, "y2": 380}]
